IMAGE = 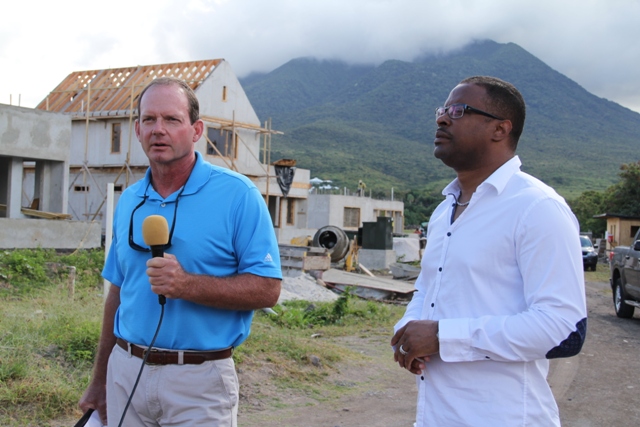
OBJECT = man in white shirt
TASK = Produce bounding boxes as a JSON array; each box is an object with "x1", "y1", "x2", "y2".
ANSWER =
[{"x1": 391, "y1": 76, "x2": 587, "y2": 426}]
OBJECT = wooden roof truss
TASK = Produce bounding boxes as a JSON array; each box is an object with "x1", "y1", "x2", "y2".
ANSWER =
[
  {"x1": 35, "y1": 60, "x2": 285, "y2": 222},
  {"x1": 37, "y1": 60, "x2": 222, "y2": 117}
]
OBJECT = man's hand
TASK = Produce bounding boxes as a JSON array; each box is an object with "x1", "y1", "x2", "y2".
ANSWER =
[
  {"x1": 145, "y1": 254, "x2": 281, "y2": 310},
  {"x1": 146, "y1": 253, "x2": 189, "y2": 299},
  {"x1": 78, "y1": 382, "x2": 107, "y2": 426},
  {"x1": 391, "y1": 320, "x2": 439, "y2": 374}
]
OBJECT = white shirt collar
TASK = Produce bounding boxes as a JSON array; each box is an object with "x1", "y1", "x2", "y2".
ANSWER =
[{"x1": 441, "y1": 155, "x2": 522, "y2": 198}]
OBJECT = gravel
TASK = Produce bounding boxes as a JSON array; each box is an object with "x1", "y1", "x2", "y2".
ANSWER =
[{"x1": 277, "y1": 273, "x2": 339, "y2": 304}]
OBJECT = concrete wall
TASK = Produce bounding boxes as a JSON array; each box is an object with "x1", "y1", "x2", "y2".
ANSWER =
[
  {"x1": 197, "y1": 61, "x2": 261, "y2": 126},
  {"x1": 275, "y1": 227, "x2": 318, "y2": 245},
  {"x1": 0, "y1": 218, "x2": 101, "y2": 249},
  {"x1": 55, "y1": 62, "x2": 311, "y2": 246},
  {"x1": 11, "y1": 61, "x2": 310, "y2": 247},
  {"x1": 1, "y1": 104, "x2": 70, "y2": 220},
  {"x1": 196, "y1": 61, "x2": 264, "y2": 176},
  {"x1": 0, "y1": 104, "x2": 71, "y2": 160},
  {"x1": 359, "y1": 249, "x2": 397, "y2": 270},
  {"x1": 250, "y1": 166, "x2": 310, "y2": 200},
  {"x1": 69, "y1": 118, "x2": 145, "y2": 166},
  {"x1": 307, "y1": 194, "x2": 404, "y2": 232}
]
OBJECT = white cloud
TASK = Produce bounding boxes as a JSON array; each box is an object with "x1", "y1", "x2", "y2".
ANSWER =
[{"x1": 2, "y1": 0, "x2": 640, "y2": 112}]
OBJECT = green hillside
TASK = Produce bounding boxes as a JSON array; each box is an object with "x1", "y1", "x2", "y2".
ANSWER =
[{"x1": 241, "y1": 40, "x2": 640, "y2": 198}]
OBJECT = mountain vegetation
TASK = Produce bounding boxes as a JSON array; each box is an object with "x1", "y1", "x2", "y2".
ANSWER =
[{"x1": 241, "y1": 40, "x2": 640, "y2": 206}]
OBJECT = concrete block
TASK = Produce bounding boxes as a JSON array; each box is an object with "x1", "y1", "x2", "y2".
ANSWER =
[
  {"x1": 393, "y1": 237, "x2": 421, "y2": 262},
  {"x1": 358, "y1": 249, "x2": 396, "y2": 271}
]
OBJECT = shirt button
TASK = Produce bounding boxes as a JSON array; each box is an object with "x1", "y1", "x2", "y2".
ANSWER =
[
  {"x1": 438, "y1": 267, "x2": 442, "y2": 272},
  {"x1": 161, "y1": 203, "x2": 166, "y2": 207},
  {"x1": 447, "y1": 232, "x2": 451, "y2": 236},
  {"x1": 431, "y1": 303, "x2": 435, "y2": 307}
]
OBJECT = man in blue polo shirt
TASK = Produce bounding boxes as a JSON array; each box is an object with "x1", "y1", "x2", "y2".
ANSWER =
[{"x1": 79, "y1": 76, "x2": 282, "y2": 426}]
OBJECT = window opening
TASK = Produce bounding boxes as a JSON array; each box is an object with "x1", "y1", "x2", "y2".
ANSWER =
[
  {"x1": 344, "y1": 207, "x2": 360, "y2": 228},
  {"x1": 206, "y1": 127, "x2": 236, "y2": 158},
  {"x1": 286, "y1": 199, "x2": 295, "y2": 225},
  {"x1": 111, "y1": 123, "x2": 121, "y2": 153}
]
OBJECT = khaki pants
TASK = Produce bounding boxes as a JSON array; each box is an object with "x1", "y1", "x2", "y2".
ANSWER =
[{"x1": 106, "y1": 344, "x2": 238, "y2": 427}]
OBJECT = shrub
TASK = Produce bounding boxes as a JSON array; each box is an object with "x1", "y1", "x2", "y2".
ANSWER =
[
  {"x1": 0, "y1": 249, "x2": 105, "y2": 297},
  {"x1": 0, "y1": 249, "x2": 50, "y2": 287}
]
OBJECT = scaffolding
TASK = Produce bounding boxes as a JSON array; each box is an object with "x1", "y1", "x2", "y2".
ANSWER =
[{"x1": 36, "y1": 59, "x2": 283, "y2": 221}]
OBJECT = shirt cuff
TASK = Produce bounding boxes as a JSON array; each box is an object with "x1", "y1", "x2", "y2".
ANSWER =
[{"x1": 438, "y1": 318, "x2": 474, "y2": 362}]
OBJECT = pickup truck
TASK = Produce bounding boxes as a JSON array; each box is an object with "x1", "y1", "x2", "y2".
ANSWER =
[{"x1": 610, "y1": 228, "x2": 640, "y2": 318}]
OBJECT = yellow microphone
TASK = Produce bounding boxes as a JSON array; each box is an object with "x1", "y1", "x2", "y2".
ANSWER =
[
  {"x1": 142, "y1": 215, "x2": 169, "y2": 304},
  {"x1": 142, "y1": 215, "x2": 169, "y2": 258}
]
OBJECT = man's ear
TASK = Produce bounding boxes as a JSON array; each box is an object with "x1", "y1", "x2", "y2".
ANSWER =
[
  {"x1": 134, "y1": 119, "x2": 140, "y2": 141},
  {"x1": 192, "y1": 119, "x2": 205, "y2": 142},
  {"x1": 492, "y1": 119, "x2": 513, "y2": 142}
]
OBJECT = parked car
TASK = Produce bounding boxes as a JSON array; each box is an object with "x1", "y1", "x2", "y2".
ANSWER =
[
  {"x1": 581, "y1": 235, "x2": 598, "y2": 271},
  {"x1": 610, "y1": 228, "x2": 640, "y2": 318}
]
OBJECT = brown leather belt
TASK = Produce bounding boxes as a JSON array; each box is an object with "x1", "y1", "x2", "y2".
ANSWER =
[{"x1": 116, "y1": 338, "x2": 233, "y2": 365}]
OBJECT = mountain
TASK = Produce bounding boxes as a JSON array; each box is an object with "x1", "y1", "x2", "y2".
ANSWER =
[{"x1": 241, "y1": 41, "x2": 640, "y2": 198}]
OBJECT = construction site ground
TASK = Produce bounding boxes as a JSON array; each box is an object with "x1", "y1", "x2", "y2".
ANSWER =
[
  {"x1": 237, "y1": 279, "x2": 640, "y2": 427},
  {"x1": 51, "y1": 279, "x2": 640, "y2": 426}
]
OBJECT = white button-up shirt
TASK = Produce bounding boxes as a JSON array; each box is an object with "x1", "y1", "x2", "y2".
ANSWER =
[{"x1": 396, "y1": 156, "x2": 587, "y2": 426}]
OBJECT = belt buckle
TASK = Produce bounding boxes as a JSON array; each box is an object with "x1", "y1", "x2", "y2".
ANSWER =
[{"x1": 142, "y1": 348, "x2": 160, "y2": 365}]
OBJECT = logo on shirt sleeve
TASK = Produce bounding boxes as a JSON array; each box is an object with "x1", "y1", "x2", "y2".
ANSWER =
[{"x1": 264, "y1": 253, "x2": 274, "y2": 263}]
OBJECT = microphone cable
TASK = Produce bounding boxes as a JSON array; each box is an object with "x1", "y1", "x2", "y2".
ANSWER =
[{"x1": 116, "y1": 298, "x2": 166, "y2": 427}]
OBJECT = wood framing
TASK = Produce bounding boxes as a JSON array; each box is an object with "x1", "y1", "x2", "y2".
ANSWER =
[
  {"x1": 27, "y1": 59, "x2": 314, "y2": 244},
  {"x1": 37, "y1": 60, "x2": 222, "y2": 117}
]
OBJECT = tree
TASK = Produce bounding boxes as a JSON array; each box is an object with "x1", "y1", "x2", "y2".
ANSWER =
[
  {"x1": 604, "y1": 161, "x2": 640, "y2": 216},
  {"x1": 402, "y1": 189, "x2": 443, "y2": 227},
  {"x1": 568, "y1": 191, "x2": 607, "y2": 237},
  {"x1": 568, "y1": 161, "x2": 640, "y2": 238}
]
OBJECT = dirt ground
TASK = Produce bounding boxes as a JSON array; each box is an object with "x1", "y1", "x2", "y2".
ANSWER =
[
  {"x1": 53, "y1": 280, "x2": 640, "y2": 427},
  {"x1": 549, "y1": 280, "x2": 640, "y2": 426},
  {"x1": 236, "y1": 280, "x2": 640, "y2": 427}
]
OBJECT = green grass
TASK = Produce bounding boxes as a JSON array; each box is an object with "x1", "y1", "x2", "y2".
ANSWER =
[
  {"x1": 585, "y1": 265, "x2": 611, "y2": 285},
  {"x1": 0, "y1": 287, "x2": 103, "y2": 424},
  {"x1": 235, "y1": 291, "x2": 403, "y2": 397},
  {"x1": 0, "y1": 249, "x2": 405, "y2": 426},
  {"x1": 0, "y1": 249, "x2": 104, "y2": 298},
  {"x1": 1, "y1": 249, "x2": 611, "y2": 425}
]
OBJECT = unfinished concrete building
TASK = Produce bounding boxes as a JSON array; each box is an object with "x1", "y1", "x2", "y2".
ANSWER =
[
  {"x1": 308, "y1": 193, "x2": 404, "y2": 235},
  {"x1": 0, "y1": 104, "x2": 100, "y2": 248},
  {"x1": 5, "y1": 59, "x2": 404, "y2": 253},
  {"x1": 33, "y1": 59, "x2": 315, "y2": 244}
]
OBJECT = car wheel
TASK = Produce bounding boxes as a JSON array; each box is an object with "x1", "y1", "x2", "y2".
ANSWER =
[
  {"x1": 613, "y1": 278, "x2": 634, "y2": 318},
  {"x1": 592, "y1": 264, "x2": 597, "y2": 272}
]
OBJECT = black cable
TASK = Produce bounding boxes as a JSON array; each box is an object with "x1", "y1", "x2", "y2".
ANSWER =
[
  {"x1": 117, "y1": 300, "x2": 165, "y2": 427},
  {"x1": 73, "y1": 408, "x2": 94, "y2": 427}
]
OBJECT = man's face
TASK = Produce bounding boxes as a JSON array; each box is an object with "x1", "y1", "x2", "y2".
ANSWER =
[
  {"x1": 135, "y1": 84, "x2": 202, "y2": 166},
  {"x1": 433, "y1": 83, "x2": 498, "y2": 172}
]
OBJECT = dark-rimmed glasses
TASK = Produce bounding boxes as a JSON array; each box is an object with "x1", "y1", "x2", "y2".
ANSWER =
[
  {"x1": 435, "y1": 103, "x2": 504, "y2": 121},
  {"x1": 128, "y1": 183, "x2": 185, "y2": 252}
]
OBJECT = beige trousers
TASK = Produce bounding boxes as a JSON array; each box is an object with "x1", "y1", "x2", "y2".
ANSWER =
[{"x1": 106, "y1": 344, "x2": 238, "y2": 427}]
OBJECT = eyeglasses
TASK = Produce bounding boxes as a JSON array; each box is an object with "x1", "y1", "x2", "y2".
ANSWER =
[
  {"x1": 435, "y1": 103, "x2": 504, "y2": 121},
  {"x1": 128, "y1": 182, "x2": 185, "y2": 252}
]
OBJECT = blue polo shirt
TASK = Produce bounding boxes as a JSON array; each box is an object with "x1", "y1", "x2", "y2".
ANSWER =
[{"x1": 103, "y1": 152, "x2": 282, "y2": 350}]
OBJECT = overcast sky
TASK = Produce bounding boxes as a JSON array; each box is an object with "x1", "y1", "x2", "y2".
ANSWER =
[{"x1": 3, "y1": 0, "x2": 640, "y2": 113}]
